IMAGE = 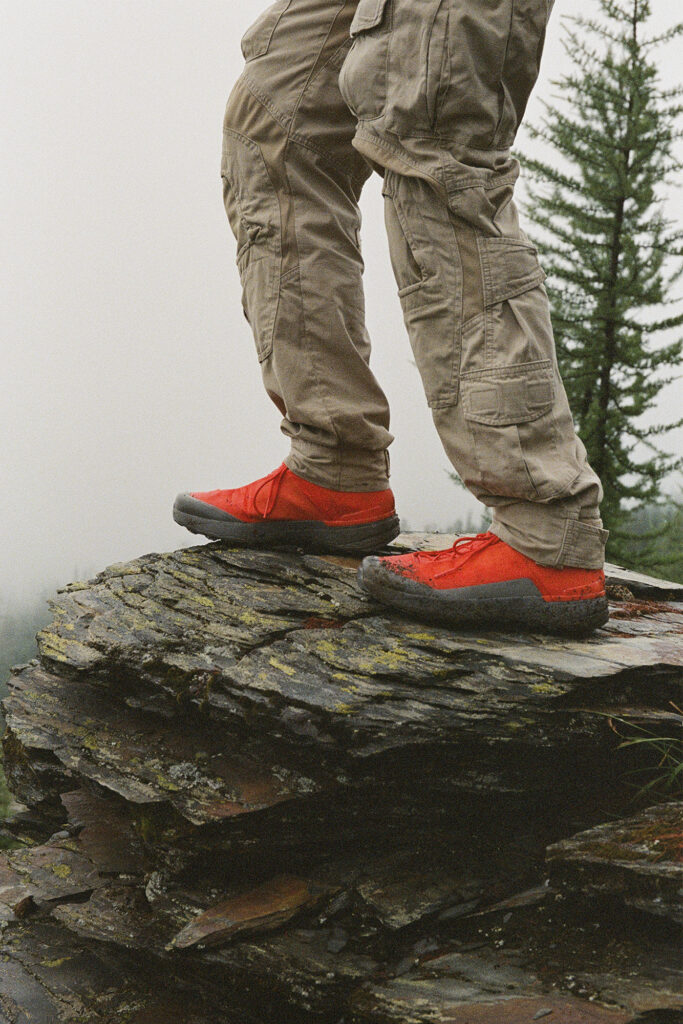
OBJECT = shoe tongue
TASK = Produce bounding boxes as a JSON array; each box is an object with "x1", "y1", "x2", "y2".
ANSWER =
[
  {"x1": 420, "y1": 532, "x2": 492, "y2": 565},
  {"x1": 452, "y1": 531, "x2": 498, "y2": 560},
  {"x1": 455, "y1": 531, "x2": 494, "y2": 549}
]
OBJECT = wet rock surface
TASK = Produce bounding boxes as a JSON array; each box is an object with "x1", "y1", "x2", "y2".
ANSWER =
[{"x1": 1, "y1": 539, "x2": 681, "y2": 1022}]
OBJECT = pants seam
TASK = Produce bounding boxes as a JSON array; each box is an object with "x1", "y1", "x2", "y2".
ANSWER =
[
  {"x1": 241, "y1": 73, "x2": 292, "y2": 132},
  {"x1": 241, "y1": 82, "x2": 363, "y2": 180},
  {"x1": 289, "y1": 2, "x2": 347, "y2": 129},
  {"x1": 355, "y1": 126, "x2": 444, "y2": 192}
]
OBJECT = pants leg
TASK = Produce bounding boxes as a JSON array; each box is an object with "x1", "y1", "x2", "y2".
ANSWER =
[
  {"x1": 222, "y1": 0, "x2": 393, "y2": 491},
  {"x1": 339, "y1": 0, "x2": 607, "y2": 567}
]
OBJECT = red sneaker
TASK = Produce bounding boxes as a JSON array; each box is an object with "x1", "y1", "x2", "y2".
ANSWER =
[
  {"x1": 173, "y1": 464, "x2": 400, "y2": 554},
  {"x1": 359, "y1": 532, "x2": 608, "y2": 635}
]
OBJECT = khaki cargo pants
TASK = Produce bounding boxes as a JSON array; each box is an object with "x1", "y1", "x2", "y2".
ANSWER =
[{"x1": 221, "y1": 0, "x2": 608, "y2": 568}]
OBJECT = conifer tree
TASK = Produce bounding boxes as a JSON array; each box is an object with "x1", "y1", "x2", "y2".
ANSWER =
[{"x1": 519, "y1": 0, "x2": 683, "y2": 560}]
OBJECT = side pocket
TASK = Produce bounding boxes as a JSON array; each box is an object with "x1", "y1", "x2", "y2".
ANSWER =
[
  {"x1": 478, "y1": 235, "x2": 546, "y2": 308},
  {"x1": 457, "y1": 225, "x2": 582, "y2": 502},
  {"x1": 241, "y1": 0, "x2": 291, "y2": 62},
  {"x1": 461, "y1": 360, "x2": 580, "y2": 502},
  {"x1": 222, "y1": 129, "x2": 281, "y2": 363},
  {"x1": 475, "y1": 233, "x2": 547, "y2": 370},
  {"x1": 463, "y1": 362, "x2": 554, "y2": 429},
  {"x1": 338, "y1": 0, "x2": 392, "y2": 120}
]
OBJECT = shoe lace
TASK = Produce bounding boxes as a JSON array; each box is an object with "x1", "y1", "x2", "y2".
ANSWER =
[
  {"x1": 422, "y1": 532, "x2": 499, "y2": 580},
  {"x1": 250, "y1": 463, "x2": 289, "y2": 518}
]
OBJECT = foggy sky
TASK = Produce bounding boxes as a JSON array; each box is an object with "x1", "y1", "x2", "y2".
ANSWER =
[{"x1": 2, "y1": 0, "x2": 681, "y2": 605}]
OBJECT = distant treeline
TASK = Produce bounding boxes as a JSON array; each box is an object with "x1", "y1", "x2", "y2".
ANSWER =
[
  {"x1": 619, "y1": 500, "x2": 683, "y2": 584},
  {"x1": 0, "y1": 590, "x2": 56, "y2": 701},
  {"x1": 401, "y1": 510, "x2": 492, "y2": 538},
  {"x1": 0, "y1": 588, "x2": 58, "y2": 821}
]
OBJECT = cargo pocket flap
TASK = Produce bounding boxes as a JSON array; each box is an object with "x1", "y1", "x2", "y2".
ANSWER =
[
  {"x1": 350, "y1": 0, "x2": 390, "y2": 36},
  {"x1": 463, "y1": 369, "x2": 554, "y2": 426},
  {"x1": 241, "y1": 0, "x2": 291, "y2": 61},
  {"x1": 479, "y1": 236, "x2": 546, "y2": 307}
]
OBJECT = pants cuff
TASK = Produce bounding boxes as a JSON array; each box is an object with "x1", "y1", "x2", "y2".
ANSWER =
[
  {"x1": 491, "y1": 506, "x2": 608, "y2": 569},
  {"x1": 285, "y1": 441, "x2": 390, "y2": 492}
]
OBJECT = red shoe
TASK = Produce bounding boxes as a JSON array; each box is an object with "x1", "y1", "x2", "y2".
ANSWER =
[
  {"x1": 359, "y1": 532, "x2": 608, "y2": 635},
  {"x1": 173, "y1": 463, "x2": 400, "y2": 555}
]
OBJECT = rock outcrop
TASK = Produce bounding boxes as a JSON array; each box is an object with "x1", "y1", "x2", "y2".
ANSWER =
[{"x1": 1, "y1": 536, "x2": 681, "y2": 1023}]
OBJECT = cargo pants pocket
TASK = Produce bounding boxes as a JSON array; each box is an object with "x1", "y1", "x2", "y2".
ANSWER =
[
  {"x1": 222, "y1": 127, "x2": 282, "y2": 362},
  {"x1": 339, "y1": 0, "x2": 392, "y2": 121},
  {"x1": 461, "y1": 360, "x2": 559, "y2": 501},
  {"x1": 460, "y1": 235, "x2": 582, "y2": 502},
  {"x1": 241, "y1": 0, "x2": 292, "y2": 62}
]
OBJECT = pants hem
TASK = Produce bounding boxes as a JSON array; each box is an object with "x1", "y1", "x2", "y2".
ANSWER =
[
  {"x1": 490, "y1": 512, "x2": 607, "y2": 569},
  {"x1": 285, "y1": 444, "x2": 391, "y2": 492}
]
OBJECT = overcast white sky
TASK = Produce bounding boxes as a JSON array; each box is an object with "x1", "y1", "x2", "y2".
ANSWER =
[{"x1": 2, "y1": 0, "x2": 681, "y2": 606}]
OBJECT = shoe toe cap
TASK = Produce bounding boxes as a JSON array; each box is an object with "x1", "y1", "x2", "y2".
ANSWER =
[{"x1": 174, "y1": 492, "x2": 237, "y2": 522}]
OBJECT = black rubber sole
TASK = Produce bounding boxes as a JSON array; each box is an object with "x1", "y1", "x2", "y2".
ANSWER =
[
  {"x1": 359, "y1": 557, "x2": 610, "y2": 636},
  {"x1": 173, "y1": 493, "x2": 401, "y2": 556}
]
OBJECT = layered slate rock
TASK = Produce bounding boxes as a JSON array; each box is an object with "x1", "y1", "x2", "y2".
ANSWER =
[
  {"x1": 1, "y1": 539, "x2": 681, "y2": 1023},
  {"x1": 547, "y1": 803, "x2": 683, "y2": 924}
]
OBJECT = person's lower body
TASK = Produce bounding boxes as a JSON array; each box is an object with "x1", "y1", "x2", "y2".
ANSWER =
[{"x1": 174, "y1": 0, "x2": 609, "y2": 632}]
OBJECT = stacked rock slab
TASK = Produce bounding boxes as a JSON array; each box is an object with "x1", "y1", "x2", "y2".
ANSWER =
[{"x1": 1, "y1": 537, "x2": 681, "y2": 1023}]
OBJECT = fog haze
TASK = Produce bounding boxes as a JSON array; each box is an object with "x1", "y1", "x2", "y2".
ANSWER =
[{"x1": 2, "y1": 0, "x2": 681, "y2": 607}]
